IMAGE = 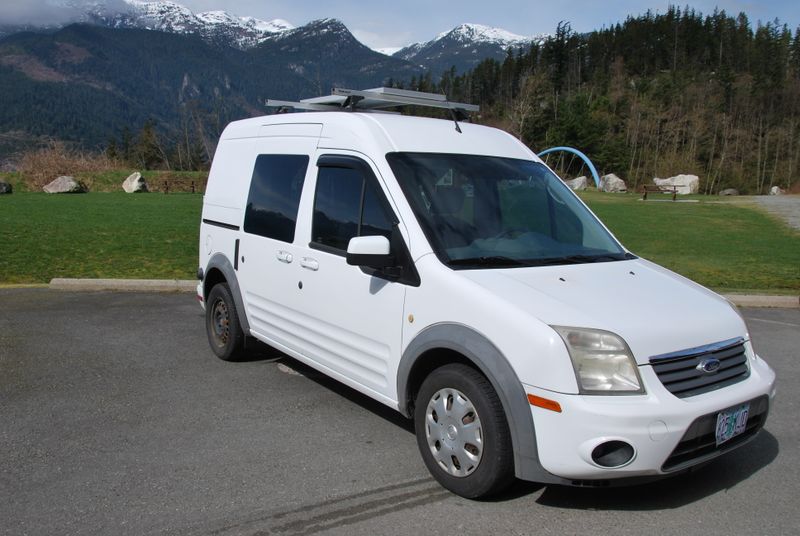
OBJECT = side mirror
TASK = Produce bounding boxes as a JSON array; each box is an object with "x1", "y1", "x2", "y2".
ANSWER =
[{"x1": 346, "y1": 236, "x2": 394, "y2": 269}]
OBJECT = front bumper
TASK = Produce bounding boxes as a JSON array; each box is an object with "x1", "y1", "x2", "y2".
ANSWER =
[{"x1": 524, "y1": 354, "x2": 776, "y2": 481}]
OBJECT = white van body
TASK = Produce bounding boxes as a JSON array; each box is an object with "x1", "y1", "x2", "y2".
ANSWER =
[{"x1": 198, "y1": 109, "x2": 776, "y2": 497}]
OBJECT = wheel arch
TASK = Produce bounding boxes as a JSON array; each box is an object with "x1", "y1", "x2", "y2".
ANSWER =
[
  {"x1": 203, "y1": 253, "x2": 250, "y2": 334},
  {"x1": 398, "y1": 323, "x2": 560, "y2": 483}
]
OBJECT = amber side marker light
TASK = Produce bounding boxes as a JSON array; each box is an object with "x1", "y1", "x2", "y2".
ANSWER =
[{"x1": 528, "y1": 394, "x2": 562, "y2": 413}]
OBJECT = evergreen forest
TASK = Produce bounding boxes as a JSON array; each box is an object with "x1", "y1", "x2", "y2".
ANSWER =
[{"x1": 407, "y1": 7, "x2": 800, "y2": 194}]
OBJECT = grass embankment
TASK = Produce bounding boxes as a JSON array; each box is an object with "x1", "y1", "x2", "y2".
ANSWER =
[
  {"x1": 1, "y1": 190, "x2": 798, "y2": 292},
  {"x1": 0, "y1": 170, "x2": 207, "y2": 192}
]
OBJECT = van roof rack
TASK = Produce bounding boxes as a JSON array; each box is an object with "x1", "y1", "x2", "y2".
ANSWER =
[{"x1": 267, "y1": 87, "x2": 479, "y2": 132}]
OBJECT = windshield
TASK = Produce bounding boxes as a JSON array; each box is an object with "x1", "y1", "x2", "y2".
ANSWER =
[{"x1": 386, "y1": 152, "x2": 631, "y2": 268}]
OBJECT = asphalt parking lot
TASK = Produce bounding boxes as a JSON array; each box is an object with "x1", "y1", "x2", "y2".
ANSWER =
[{"x1": 1, "y1": 289, "x2": 798, "y2": 536}]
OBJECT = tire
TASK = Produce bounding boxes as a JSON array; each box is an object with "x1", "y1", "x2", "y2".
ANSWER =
[
  {"x1": 414, "y1": 363, "x2": 515, "y2": 499},
  {"x1": 205, "y1": 282, "x2": 246, "y2": 361}
]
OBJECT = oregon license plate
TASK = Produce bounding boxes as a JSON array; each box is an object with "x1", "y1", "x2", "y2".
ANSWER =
[{"x1": 715, "y1": 403, "x2": 750, "y2": 446}]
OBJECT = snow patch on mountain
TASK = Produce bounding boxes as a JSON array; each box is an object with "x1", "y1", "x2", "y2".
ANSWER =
[
  {"x1": 28, "y1": 0, "x2": 294, "y2": 49},
  {"x1": 435, "y1": 23, "x2": 535, "y2": 45}
]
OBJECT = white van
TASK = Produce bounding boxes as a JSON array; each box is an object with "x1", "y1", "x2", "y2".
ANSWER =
[{"x1": 197, "y1": 88, "x2": 776, "y2": 498}]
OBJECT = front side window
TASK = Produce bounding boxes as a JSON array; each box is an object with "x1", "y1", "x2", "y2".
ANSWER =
[
  {"x1": 244, "y1": 154, "x2": 309, "y2": 242},
  {"x1": 386, "y1": 152, "x2": 630, "y2": 268},
  {"x1": 312, "y1": 165, "x2": 393, "y2": 251}
]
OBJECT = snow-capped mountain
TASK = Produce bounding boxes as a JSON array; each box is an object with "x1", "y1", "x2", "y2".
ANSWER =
[
  {"x1": 1, "y1": 2, "x2": 550, "y2": 74},
  {"x1": 436, "y1": 23, "x2": 535, "y2": 47},
  {"x1": 25, "y1": 0, "x2": 294, "y2": 49},
  {"x1": 395, "y1": 23, "x2": 547, "y2": 75},
  {"x1": 112, "y1": 1, "x2": 294, "y2": 49}
]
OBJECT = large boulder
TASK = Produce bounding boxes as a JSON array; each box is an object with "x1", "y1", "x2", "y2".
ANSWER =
[
  {"x1": 564, "y1": 176, "x2": 588, "y2": 190},
  {"x1": 43, "y1": 175, "x2": 86, "y2": 194},
  {"x1": 769, "y1": 185, "x2": 785, "y2": 196},
  {"x1": 719, "y1": 188, "x2": 739, "y2": 196},
  {"x1": 122, "y1": 171, "x2": 148, "y2": 193},
  {"x1": 0, "y1": 181, "x2": 11, "y2": 195},
  {"x1": 599, "y1": 173, "x2": 627, "y2": 193},
  {"x1": 653, "y1": 174, "x2": 700, "y2": 195}
]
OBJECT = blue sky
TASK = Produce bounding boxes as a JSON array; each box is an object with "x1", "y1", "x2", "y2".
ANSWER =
[{"x1": 178, "y1": 0, "x2": 800, "y2": 48}]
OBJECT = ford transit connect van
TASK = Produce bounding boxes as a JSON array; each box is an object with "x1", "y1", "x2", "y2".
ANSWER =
[{"x1": 197, "y1": 88, "x2": 776, "y2": 498}]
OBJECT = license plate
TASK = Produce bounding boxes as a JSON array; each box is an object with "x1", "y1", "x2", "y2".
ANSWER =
[{"x1": 715, "y1": 403, "x2": 750, "y2": 446}]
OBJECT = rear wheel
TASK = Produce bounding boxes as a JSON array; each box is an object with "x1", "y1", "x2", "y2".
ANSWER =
[
  {"x1": 414, "y1": 363, "x2": 515, "y2": 499},
  {"x1": 205, "y1": 283, "x2": 246, "y2": 361}
]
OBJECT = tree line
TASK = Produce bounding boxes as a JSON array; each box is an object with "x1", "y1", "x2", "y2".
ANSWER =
[{"x1": 401, "y1": 6, "x2": 800, "y2": 194}]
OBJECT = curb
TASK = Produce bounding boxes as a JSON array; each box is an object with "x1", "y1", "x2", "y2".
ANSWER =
[
  {"x1": 49, "y1": 278, "x2": 197, "y2": 293},
  {"x1": 45, "y1": 278, "x2": 800, "y2": 308},
  {"x1": 723, "y1": 294, "x2": 799, "y2": 309}
]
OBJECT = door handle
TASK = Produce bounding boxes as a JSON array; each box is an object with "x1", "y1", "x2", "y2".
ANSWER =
[
  {"x1": 300, "y1": 257, "x2": 319, "y2": 271},
  {"x1": 276, "y1": 251, "x2": 293, "y2": 263}
]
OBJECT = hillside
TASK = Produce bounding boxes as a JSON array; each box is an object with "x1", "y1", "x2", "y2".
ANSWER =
[{"x1": 0, "y1": 20, "x2": 422, "y2": 151}]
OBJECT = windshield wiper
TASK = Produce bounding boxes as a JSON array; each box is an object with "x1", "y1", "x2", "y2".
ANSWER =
[
  {"x1": 532, "y1": 252, "x2": 635, "y2": 266},
  {"x1": 448, "y1": 256, "x2": 532, "y2": 267}
]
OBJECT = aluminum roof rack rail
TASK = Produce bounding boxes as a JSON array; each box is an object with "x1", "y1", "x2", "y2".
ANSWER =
[
  {"x1": 268, "y1": 87, "x2": 478, "y2": 112},
  {"x1": 267, "y1": 87, "x2": 479, "y2": 132}
]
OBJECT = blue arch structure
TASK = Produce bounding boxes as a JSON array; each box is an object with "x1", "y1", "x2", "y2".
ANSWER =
[{"x1": 537, "y1": 146, "x2": 601, "y2": 188}]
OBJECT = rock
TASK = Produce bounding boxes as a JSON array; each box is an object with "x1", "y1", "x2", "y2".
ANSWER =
[
  {"x1": 769, "y1": 185, "x2": 785, "y2": 196},
  {"x1": 564, "y1": 176, "x2": 588, "y2": 190},
  {"x1": 43, "y1": 175, "x2": 86, "y2": 194},
  {"x1": 122, "y1": 171, "x2": 148, "y2": 193},
  {"x1": 718, "y1": 188, "x2": 739, "y2": 196},
  {"x1": 653, "y1": 174, "x2": 700, "y2": 194},
  {"x1": 0, "y1": 181, "x2": 11, "y2": 194},
  {"x1": 599, "y1": 173, "x2": 627, "y2": 193}
]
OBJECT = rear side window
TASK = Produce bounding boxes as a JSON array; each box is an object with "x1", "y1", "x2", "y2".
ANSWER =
[
  {"x1": 244, "y1": 154, "x2": 309, "y2": 242},
  {"x1": 312, "y1": 166, "x2": 394, "y2": 251}
]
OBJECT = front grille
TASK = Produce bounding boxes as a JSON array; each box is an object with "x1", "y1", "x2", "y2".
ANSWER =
[
  {"x1": 649, "y1": 337, "x2": 749, "y2": 398},
  {"x1": 662, "y1": 395, "x2": 769, "y2": 472}
]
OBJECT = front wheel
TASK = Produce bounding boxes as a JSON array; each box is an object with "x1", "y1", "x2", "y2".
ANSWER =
[
  {"x1": 205, "y1": 282, "x2": 246, "y2": 361},
  {"x1": 414, "y1": 363, "x2": 515, "y2": 499}
]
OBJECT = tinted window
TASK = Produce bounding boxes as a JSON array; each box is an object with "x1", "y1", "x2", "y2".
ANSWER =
[
  {"x1": 244, "y1": 154, "x2": 309, "y2": 242},
  {"x1": 312, "y1": 165, "x2": 393, "y2": 251},
  {"x1": 386, "y1": 152, "x2": 627, "y2": 268}
]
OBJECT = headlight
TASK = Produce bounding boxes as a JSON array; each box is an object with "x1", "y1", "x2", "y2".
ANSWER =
[{"x1": 552, "y1": 326, "x2": 644, "y2": 394}]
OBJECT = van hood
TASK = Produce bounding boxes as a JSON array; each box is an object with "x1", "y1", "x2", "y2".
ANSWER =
[{"x1": 459, "y1": 258, "x2": 747, "y2": 364}]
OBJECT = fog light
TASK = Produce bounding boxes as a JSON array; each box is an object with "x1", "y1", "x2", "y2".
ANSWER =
[{"x1": 591, "y1": 440, "x2": 635, "y2": 468}]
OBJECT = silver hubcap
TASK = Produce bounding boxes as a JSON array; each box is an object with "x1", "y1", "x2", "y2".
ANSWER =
[{"x1": 425, "y1": 388, "x2": 483, "y2": 477}]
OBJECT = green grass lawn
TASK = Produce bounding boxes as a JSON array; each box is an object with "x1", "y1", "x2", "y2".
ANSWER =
[
  {"x1": 1, "y1": 192, "x2": 200, "y2": 283},
  {"x1": 580, "y1": 192, "x2": 800, "y2": 293},
  {"x1": 1, "y1": 191, "x2": 798, "y2": 292}
]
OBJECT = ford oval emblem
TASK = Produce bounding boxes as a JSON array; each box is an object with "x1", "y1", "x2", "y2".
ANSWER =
[{"x1": 697, "y1": 357, "x2": 722, "y2": 374}]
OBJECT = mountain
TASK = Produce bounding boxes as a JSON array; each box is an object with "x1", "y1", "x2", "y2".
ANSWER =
[
  {"x1": 100, "y1": 0, "x2": 294, "y2": 49},
  {"x1": 0, "y1": 2, "x2": 550, "y2": 153},
  {"x1": 0, "y1": 0, "x2": 294, "y2": 50},
  {"x1": 395, "y1": 23, "x2": 547, "y2": 75},
  {"x1": 0, "y1": 20, "x2": 422, "y2": 150},
  {"x1": 254, "y1": 19, "x2": 421, "y2": 92},
  {"x1": 0, "y1": 24, "x2": 308, "y2": 149}
]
